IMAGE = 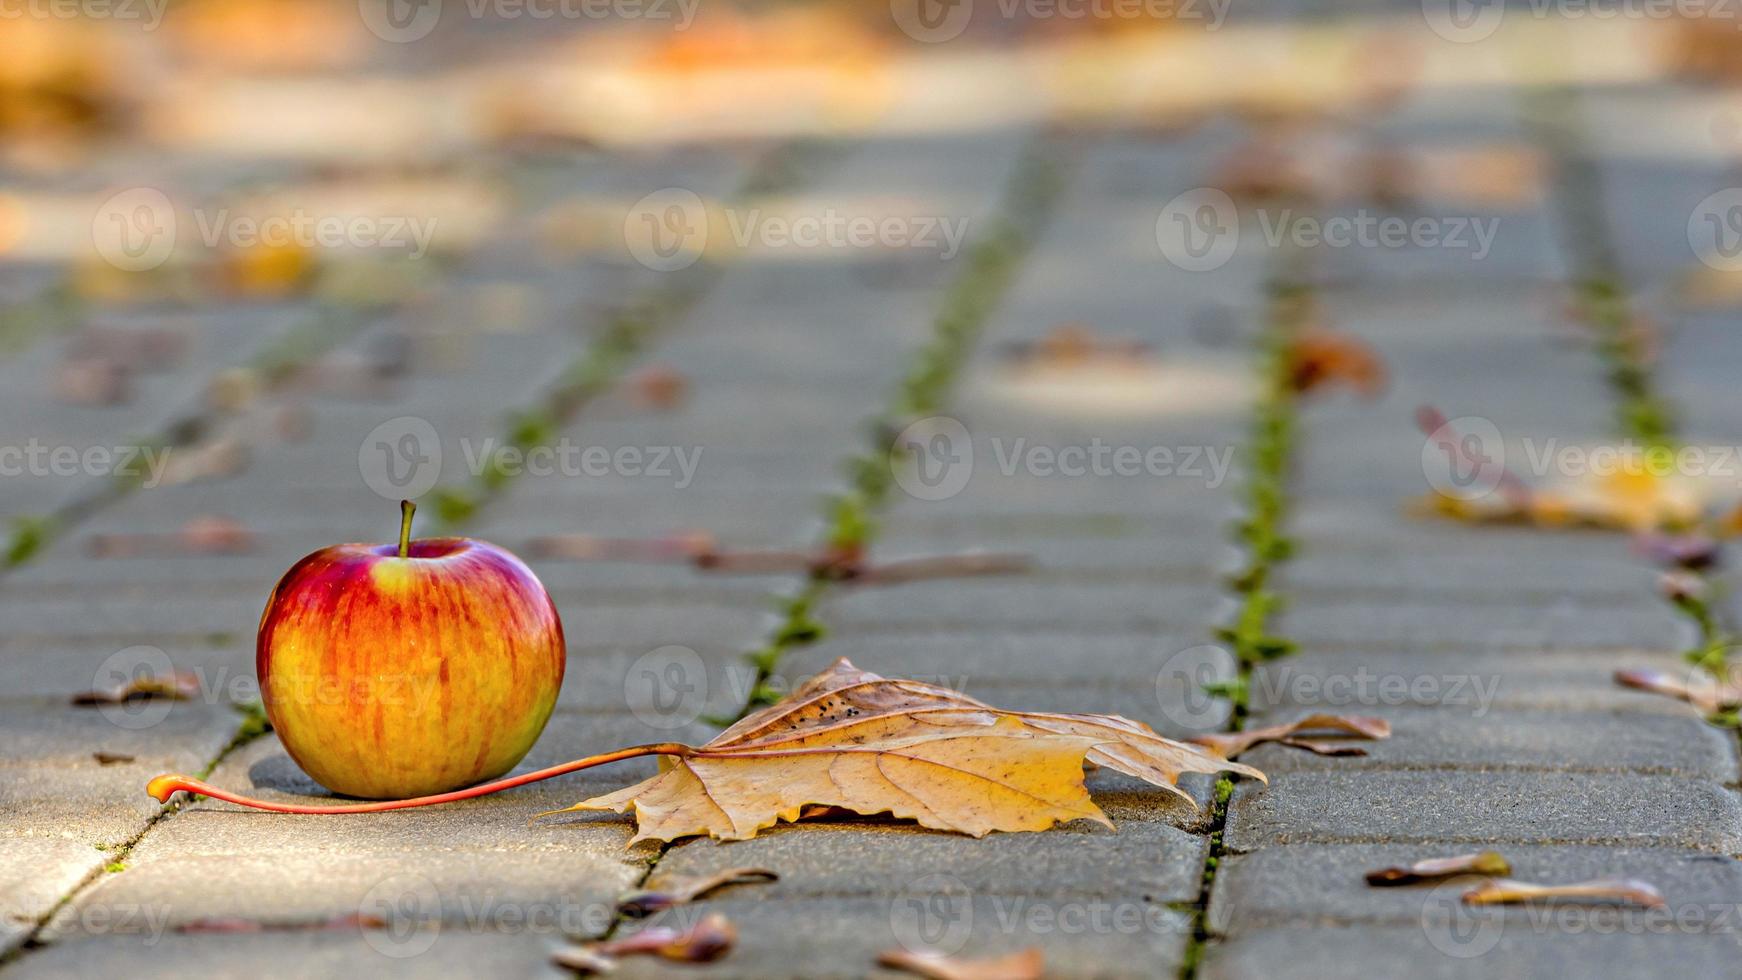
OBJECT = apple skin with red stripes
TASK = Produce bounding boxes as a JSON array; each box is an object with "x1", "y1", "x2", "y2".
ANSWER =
[{"x1": 257, "y1": 537, "x2": 565, "y2": 799}]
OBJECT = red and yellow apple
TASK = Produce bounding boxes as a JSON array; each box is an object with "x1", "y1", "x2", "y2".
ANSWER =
[{"x1": 257, "y1": 501, "x2": 564, "y2": 799}]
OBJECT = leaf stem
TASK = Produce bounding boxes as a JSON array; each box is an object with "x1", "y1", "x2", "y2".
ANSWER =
[{"x1": 145, "y1": 743, "x2": 691, "y2": 814}]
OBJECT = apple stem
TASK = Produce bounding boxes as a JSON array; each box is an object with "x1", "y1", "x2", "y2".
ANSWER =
[
  {"x1": 144, "y1": 743, "x2": 692, "y2": 815},
  {"x1": 398, "y1": 499, "x2": 415, "y2": 558}
]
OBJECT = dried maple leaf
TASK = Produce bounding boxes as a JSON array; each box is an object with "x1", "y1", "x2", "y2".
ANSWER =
[
  {"x1": 146, "y1": 661, "x2": 1261, "y2": 843},
  {"x1": 878, "y1": 946, "x2": 1045, "y2": 980},
  {"x1": 1190, "y1": 713, "x2": 1389, "y2": 759},
  {"x1": 544, "y1": 659, "x2": 1261, "y2": 844}
]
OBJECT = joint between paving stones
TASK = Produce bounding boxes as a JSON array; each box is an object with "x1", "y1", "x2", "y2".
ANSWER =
[
  {"x1": 429, "y1": 140, "x2": 839, "y2": 531},
  {"x1": 582, "y1": 134, "x2": 1075, "y2": 947},
  {"x1": 1180, "y1": 237, "x2": 1317, "y2": 980}
]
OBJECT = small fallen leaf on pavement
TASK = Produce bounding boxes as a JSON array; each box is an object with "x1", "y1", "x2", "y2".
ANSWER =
[
  {"x1": 617, "y1": 867, "x2": 779, "y2": 917},
  {"x1": 88, "y1": 516, "x2": 256, "y2": 557},
  {"x1": 1286, "y1": 329, "x2": 1386, "y2": 398},
  {"x1": 1190, "y1": 714, "x2": 1390, "y2": 759},
  {"x1": 527, "y1": 531, "x2": 718, "y2": 562},
  {"x1": 878, "y1": 946, "x2": 1045, "y2": 980},
  {"x1": 1001, "y1": 323, "x2": 1151, "y2": 371},
  {"x1": 544, "y1": 659, "x2": 1262, "y2": 843},
  {"x1": 1275, "y1": 737, "x2": 1369, "y2": 756},
  {"x1": 92, "y1": 752, "x2": 136, "y2": 766},
  {"x1": 74, "y1": 671, "x2": 201, "y2": 705},
  {"x1": 627, "y1": 364, "x2": 689, "y2": 409},
  {"x1": 552, "y1": 912, "x2": 737, "y2": 974},
  {"x1": 1614, "y1": 667, "x2": 1742, "y2": 714},
  {"x1": 1633, "y1": 532, "x2": 1720, "y2": 571},
  {"x1": 1462, "y1": 877, "x2": 1666, "y2": 908},
  {"x1": 176, "y1": 912, "x2": 387, "y2": 934},
  {"x1": 1412, "y1": 407, "x2": 1712, "y2": 532},
  {"x1": 1366, "y1": 851, "x2": 1513, "y2": 886}
]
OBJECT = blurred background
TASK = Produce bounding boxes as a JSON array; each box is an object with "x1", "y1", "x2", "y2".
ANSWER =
[{"x1": 6, "y1": 1, "x2": 1742, "y2": 976}]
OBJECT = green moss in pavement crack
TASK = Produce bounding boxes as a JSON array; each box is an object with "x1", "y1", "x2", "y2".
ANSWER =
[
  {"x1": 730, "y1": 141, "x2": 1071, "y2": 716},
  {"x1": 5, "y1": 515, "x2": 54, "y2": 567},
  {"x1": 1181, "y1": 245, "x2": 1314, "y2": 980},
  {"x1": 432, "y1": 142, "x2": 834, "y2": 531}
]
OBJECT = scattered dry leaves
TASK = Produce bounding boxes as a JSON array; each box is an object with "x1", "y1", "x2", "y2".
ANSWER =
[
  {"x1": 1190, "y1": 714, "x2": 1390, "y2": 759},
  {"x1": 1365, "y1": 851, "x2": 1512, "y2": 886},
  {"x1": 540, "y1": 659, "x2": 1261, "y2": 843},
  {"x1": 878, "y1": 946, "x2": 1045, "y2": 980}
]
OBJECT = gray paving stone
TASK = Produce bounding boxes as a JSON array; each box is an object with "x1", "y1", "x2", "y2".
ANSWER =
[
  {"x1": 1207, "y1": 842, "x2": 1742, "y2": 936},
  {"x1": 608, "y1": 896, "x2": 1192, "y2": 980},
  {"x1": 1, "y1": 838, "x2": 104, "y2": 956},
  {"x1": 6, "y1": 930, "x2": 568, "y2": 980},
  {"x1": 1238, "y1": 705, "x2": 1739, "y2": 781},
  {"x1": 46, "y1": 732, "x2": 650, "y2": 942},
  {"x1": 653, "y1": 818, "x2": 1209, "y2": 904},
  {"x1": 1200, "y1": 923, "x2": 1742, "y2": 980},
  {"x1": 1249, "y1": 648, "x2": 1716, "y2": 716},
  {"x1": 818, "y1": 581, "x2": 1224, "y2": 633},
  {"x1": 1276, "y1": 599, "x2": 1690, "y2": 653},
  {"x1": 1223, "y1": 771, "x2": 1742, "y2": 853}
]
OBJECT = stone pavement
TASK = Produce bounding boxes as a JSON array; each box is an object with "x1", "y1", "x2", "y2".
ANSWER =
[{"x1": 3, "y1": 6, "x2": 1742, "y2": 980}]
